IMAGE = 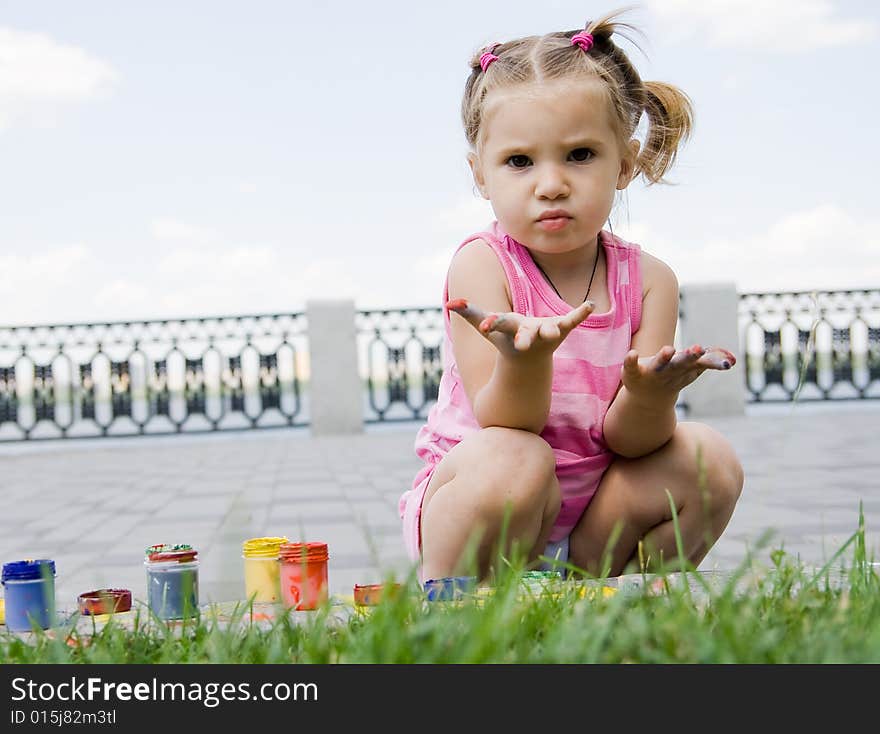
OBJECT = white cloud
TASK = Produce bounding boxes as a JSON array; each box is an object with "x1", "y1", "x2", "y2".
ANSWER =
[
  {"x1": 150, "y1": 245, "x2": 371, "y2": 316},
  {"x1": 151, "y1": 217, "x2": 220, "y2": 244},
  {"x1": 430, "y1": 193, "x2": 495, "y2": 233},
  {"x1": 93, "y1": 279, "x2": 151, "y2": 314},
  {"x1": 405, "y1": 194, "x2": 496, "y2": 303},
  {"x1": 618, "y1": 204, "x2": 880, "y2": 293},
  {"x1": 646, "y1": 0, "x2": 877, "y2": 52},
  {"x1": 0, "y1": 27, "x2": 119, "y2": 130},
  {"x1": 154, "y1": 244, "x2": 286, "y2": 314},
  {"x1": 5, "y1": 204, "x2": 871, "y2": 327},
  {"x1": 0, "y1": 244, "x2": 95, "y2": 324}
]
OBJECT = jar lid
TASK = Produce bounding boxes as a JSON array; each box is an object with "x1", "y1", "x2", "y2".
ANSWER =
[
  {"x1": 423, "y1": 576, "x2": 477, "y2": 601},
  {"x1": 521, "y1": 570, "x2": 562, "y2": 580},
  {"x1": 145, "y1": 544, "x2": 198, "y2": 563},
  {"x1": 353, "y1": 583, "x2": 402, "y2": 606},
  {"x1": 242, "y1": 536, "x2": 289, "y2": 558},
  {"x1": 278, "y1": 541, "x2": 328, "y2": 563},
  {"x1": 78, "y1": 588, "x2": 132, "y2": 615},
  {"x1": 2, "y1": 559, "x2": 56, "y2": 582}
]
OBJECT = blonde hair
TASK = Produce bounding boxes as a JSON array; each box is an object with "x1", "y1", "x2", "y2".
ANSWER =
[{"x1": 461, "y1": 8, "x2": 694, "y2": 185}]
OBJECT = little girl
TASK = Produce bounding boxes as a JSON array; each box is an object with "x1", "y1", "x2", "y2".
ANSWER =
[{"x1": 399, "y1": 10, "x2": 744, "y2": 582}]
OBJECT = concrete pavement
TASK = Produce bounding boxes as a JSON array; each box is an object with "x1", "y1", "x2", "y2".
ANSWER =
[{"x1": 1, "y1": 402, "x2": 878, "y2": 611}]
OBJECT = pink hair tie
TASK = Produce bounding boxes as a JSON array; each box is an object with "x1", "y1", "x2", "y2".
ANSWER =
[
  {"x1": 571, "y1": 32, "x2": 594, "y2": 52},
  {"x1": 479, "y1": 43, "x2": 500, "y2": 72}
]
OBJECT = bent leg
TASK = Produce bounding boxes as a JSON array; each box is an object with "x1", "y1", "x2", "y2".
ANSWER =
[
  {"x1": 569, "y1": 421, "x2": 744, "y2": 576},
  {"x1": 420, "y1": 427, "x2": 561, "y2": 581}
]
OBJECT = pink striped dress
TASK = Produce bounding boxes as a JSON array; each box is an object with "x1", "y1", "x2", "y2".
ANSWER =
[{"x1": 399, "y1": 222, "x2": 643, "y2": 563}]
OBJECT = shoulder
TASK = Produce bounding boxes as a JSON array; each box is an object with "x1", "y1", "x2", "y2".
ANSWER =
[
  {"x1": 639, "y1": 249, "x2": 678, "y2": 300},
  {"x1": 626, "y1": 247, "x2": 679, "y2": 346},
  {"x1": 450, "y1": 237, "x2": 501, "y2": 271},
  {"x1": 448, "y1": 238, "x2": 513, "y2": 310},
  {"x1": 604, "y1": 232, "x2": 676, "y2": 295}
]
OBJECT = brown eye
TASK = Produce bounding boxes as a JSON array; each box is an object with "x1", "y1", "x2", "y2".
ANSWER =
[
  {"x1": 570, "y1": 148, "x2": 594, "y2": 162},
  {"x1": 507, "y1": 155, "x2": 531, "y2": 168}
]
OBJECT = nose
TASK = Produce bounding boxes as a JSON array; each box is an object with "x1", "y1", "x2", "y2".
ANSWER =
[{"x1": 534, "y1": 164, "x2": 569, "y2": 200}]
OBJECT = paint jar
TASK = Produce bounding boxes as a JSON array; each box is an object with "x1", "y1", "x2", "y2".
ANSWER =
[
  {"x1": 353, "y1": 583, "x2": 403, "y2": 607},
  {"x1": 520, "y1": 570, "x2": 563, "y2": 594},
  {"x1": 279, "y1": 542, "x2": 328, "y2": 611},
  {"x1": 423, "y1": 576, "x2": 477, "y2": 602},
  {"x1": 242, "y1": 536, "x2": 287, "y2": 603},
  {"x1": 1, "y1": 560, "x2": 56, "y2": 632},
  {"x1": 77, "y1": 588, "x2": 132, "y2": 616},
  {"x1": 144, "y1": 544, "x2": 199, "y2": 620}
]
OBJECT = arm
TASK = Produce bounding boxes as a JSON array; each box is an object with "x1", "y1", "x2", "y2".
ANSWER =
[
  {"x1": 603, "y1": 253, "x2": 680, "y2": 458},
  {"x1": 448, "y1": 241, "x2": 550, "y2": 433},
  {"x1": 602, "y1": 253, "x2": 736, "y2": 458},
  {"x1": 447, "y1": 240, "x2": 592, "y2": 433}
]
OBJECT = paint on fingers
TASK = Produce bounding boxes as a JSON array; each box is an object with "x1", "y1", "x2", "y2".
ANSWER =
[
  {"x1": 654, "y1": 347, "x2": 676, "y2": 372},
  {"x1": 514, "y1": 330, "x2": 533, "y2": 350},
  {"x1": 480, "y1": 313, "x2": 502, "y2": 333},
  {"x1": 703, "y1": 347, "x2": 737, "y2": 370},
  {"x1": 624, "y1": 350, "x2": 641, "y2": 373}
]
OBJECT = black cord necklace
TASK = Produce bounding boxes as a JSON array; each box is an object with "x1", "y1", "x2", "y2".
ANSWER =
[{"x1": 530, "y1": 240, "x2": 601, "y2": 305}]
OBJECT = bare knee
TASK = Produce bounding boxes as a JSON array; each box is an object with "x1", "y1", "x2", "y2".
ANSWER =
[
  {"x1": 474, "y1": 427, "x2": 560, "y2": 517},
  {"x1": 677, "y1": 422, "x2": 744, "y2": 512}
]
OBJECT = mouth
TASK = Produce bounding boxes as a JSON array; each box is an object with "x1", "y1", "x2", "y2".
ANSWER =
[{"x1": 537, "y1": 211, "x2": 572, "y2": 231}]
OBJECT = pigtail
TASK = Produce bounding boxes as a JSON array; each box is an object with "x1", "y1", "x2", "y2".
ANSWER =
[
  {"x1": 461, "y1": 69, "x2": 482, "y2": 145},
  {"x1": 636, "y1": 81, "x2": 694, "y2": 185},
  {"x1": 578, "y1": 9, "x2": 694, "y2": 185},
  {"x1": 584, "y1": 7, "x2": 644, "y2": 55}
]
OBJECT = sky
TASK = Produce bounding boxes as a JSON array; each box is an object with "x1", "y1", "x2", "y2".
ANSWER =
[{"x1": 1, "y1": 0, "x2": 878, "y2": 326}]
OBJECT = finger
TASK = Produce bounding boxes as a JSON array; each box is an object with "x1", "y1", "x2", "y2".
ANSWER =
[
  {"x1": 514, "y1": 322, "x2": 539, "y2": 351},
  {"x1": 445, "y1": 298, "x2": 492, "y2": 332},
  {"x1": 652, "y1": 345, "x2": 677, "y2": 372},
  {"x1": 622, "y1": 349, "x2": 640, "y2": 376},
  {"x1": 665, "y1": 344, "x2": 705, "y2": 370},
  {"x1": 697, "y1": 347, "x2": 736, "y2": 370},
  {"x1": 479, "y1": 312, "x2": 521, "y2": 339},
  {"x1": 478, "y1": 312, "x2": 500, "y2": 335},
  {"x1": 557, "y1": 299, "x2": 595, "y2": 331},
  {"x1": 537, "y1": 320, "x2": 561, "y2": 341}
]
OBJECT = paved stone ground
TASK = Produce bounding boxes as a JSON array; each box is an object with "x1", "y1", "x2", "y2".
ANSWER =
[{"x1": 1, "y1": 402, "x2": 878, "y2": 612}]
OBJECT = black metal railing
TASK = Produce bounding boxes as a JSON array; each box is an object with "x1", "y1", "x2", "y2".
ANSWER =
[
  {"x1": 0, "y1": 313, "x2": 309, "y2": 441},
  {"x1": 2, "y1": 288, "x2": 878, "y2": 441},
  {"x1": 739, "y1": 288, "x2": 880, "y2": 402},
  {"x1": 356, "y1": 307, "x2": 444, "y2": 423},
  {"x1": 357, "y1": 306, "x2": 688, "y2": 420}
]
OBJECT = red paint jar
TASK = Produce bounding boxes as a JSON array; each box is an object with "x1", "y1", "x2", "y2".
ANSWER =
[
  {"x1": 353, "y1": 583, "x2": 402, "y2": 607},
  {"x1": 279, "y1": 542, "x2": 328, "y2": 611},
  {"x1": 78, "y1": 588, "x2": 132, "y2": 616}
]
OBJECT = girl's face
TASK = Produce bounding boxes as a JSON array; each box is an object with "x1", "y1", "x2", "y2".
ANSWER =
[{"x1": 469, "y1": 78, "x2": 638, "y2": 255}]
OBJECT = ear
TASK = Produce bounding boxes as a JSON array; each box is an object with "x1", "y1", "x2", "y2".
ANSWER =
[
  {"x1": 467, "y1": 152, "x2": 489, "y2": 199},
  {"x1": 616, "y1": 139, "x2": 641, "y2": 190}
]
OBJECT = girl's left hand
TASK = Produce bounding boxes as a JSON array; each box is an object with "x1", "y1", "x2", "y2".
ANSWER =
[{"x1": 621, "y1": 344, "x2": 736, "y2": 399}]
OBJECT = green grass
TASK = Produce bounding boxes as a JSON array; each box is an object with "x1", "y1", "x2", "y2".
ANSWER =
[{"x1": 3, "y1": 507, "x2": 879, "y2": 664}]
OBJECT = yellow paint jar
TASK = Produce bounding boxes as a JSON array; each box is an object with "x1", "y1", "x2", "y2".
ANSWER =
[{"x1": 242, "y1": 537, "x2": 288, "y2": 603}]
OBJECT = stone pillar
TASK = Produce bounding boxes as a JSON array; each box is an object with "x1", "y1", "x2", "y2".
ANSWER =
[
  {"x1": 306, "y1": 299, "x2": 363, "y2": 435},
  {"x1": 679, "y1": 283, "x2": 745, "y2": 417}
]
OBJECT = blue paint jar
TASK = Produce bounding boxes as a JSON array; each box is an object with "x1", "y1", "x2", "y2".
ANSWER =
[
  {"x1": 144, "y1": 545, "x2": 199, "y2": 620},
  {"x1": 1, "y1": 560, "x2": 56, "y2": 632},
  {"x1": 424, "y1": 576, "x2": 477, "y2": 602}
]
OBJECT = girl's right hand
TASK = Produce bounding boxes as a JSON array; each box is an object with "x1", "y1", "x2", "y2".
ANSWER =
[{"x1": 446, "y1": 298, "x2": 594, "y2": 359}]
